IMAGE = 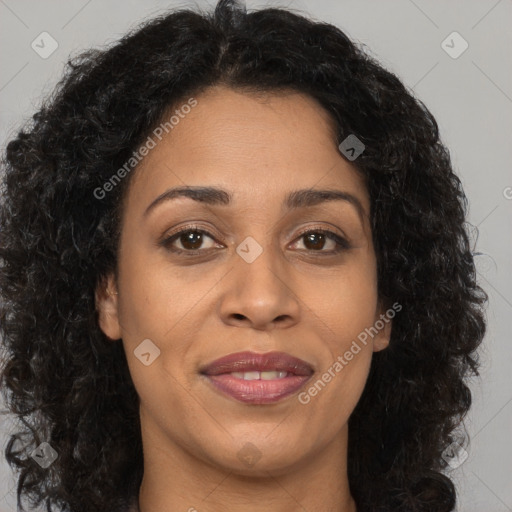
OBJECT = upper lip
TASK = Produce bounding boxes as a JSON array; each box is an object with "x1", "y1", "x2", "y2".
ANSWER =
[{"x1": 200, "y1": 351, "x2": 314, "y2": 376}]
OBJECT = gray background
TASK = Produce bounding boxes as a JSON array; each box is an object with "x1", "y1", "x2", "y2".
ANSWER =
[{"x1": 0, "y1": 0, "x2": 511, "y2": 511}]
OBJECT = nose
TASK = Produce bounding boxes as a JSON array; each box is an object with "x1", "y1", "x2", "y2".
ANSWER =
[{"x1": 217, "y1": 244, "x2": 301, "y2": 331}]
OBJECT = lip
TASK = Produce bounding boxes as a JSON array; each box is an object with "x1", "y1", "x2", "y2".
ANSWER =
[{"x1": 200, "y1": 351, "x2": 314, "y2": 404}]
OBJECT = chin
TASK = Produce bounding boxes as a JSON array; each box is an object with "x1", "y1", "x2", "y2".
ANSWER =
[{"x1": 200, "y1": 433, "x2": 309, "y2": 477}]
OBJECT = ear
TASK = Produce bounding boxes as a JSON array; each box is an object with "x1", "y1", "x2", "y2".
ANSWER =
[
  {"x1": 372, "y1": 299, "x2": 393, "y2": 353},
  {"x1": 95, "y1": 274, "x2": 122, "y2": 341}
]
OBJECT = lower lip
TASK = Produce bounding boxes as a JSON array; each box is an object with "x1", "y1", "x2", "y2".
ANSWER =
[{"x1": 203, "y1": 373, "x2": 312, "y2": 404}]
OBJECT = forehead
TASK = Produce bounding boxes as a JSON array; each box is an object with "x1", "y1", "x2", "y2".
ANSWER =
[{"x1": 124, "y1": 86, "x2": 369, "y2": 217}]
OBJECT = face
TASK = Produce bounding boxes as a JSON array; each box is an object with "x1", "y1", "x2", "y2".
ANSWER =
[{"x1": 96, "y1": 85, "x2": 391, "y2": 476}]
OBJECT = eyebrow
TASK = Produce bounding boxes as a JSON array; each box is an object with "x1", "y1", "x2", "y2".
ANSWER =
[{"x1": 143, "y1": 186, "x2": 366, "y2": 220}]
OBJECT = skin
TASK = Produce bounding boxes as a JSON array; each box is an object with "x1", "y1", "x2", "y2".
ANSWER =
[{"x1": 96, "y1": 85, "x2": 391, "y2": 512}]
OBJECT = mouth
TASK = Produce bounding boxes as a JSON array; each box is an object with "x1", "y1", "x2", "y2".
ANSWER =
[{"x1": 199, "y1": 351, "x2": 314, "y2": 404}]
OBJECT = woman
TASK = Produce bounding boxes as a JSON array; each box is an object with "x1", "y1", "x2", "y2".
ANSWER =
[{"x1": 0, "y1": 1, "x2": 487, "y2": 511}]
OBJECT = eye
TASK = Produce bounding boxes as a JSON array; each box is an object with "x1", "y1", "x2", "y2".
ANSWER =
[
  {"x1": 160, "y1": 225, "x2": 220, "y2": 253},
  {"x1": 160, "y1": 225, "x2": 350, "y2": 255},
  {"x1": 291, "y1": 228, "x2": 350, "y2": 254}
]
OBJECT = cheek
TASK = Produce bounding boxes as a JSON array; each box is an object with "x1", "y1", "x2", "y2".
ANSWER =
[
  {"x1": 297, "y1": 280, "x2": 377, "y2": 436},
  {"x1": 116, "y1": 233, "x2": 205, "y2": 337},
  {"x1": 302, "y1": 258, "x2": 379, "y2": 343},
  {"x1": 296, "y1": 259, "x2": 378, "y2": 401},
  {"x1": 307, "y1": 283, "x2": 376, "y2": 399}
]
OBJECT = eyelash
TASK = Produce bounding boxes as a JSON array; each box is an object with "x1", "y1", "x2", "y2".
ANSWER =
[{"x1": 159, "y1": 224, "x2": 350, "y2": 256}]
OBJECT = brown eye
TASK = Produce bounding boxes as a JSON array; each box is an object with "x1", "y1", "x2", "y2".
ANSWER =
[
  {"x1": 160, "y1": 225, "x2": 350, "y2": 256},
  {"x1": 292, "y1": 229, "x2": 350, "y2": 254},
  {"x1": 302, "y1": 232, "x2": 329, "y2": 251},
  {"x1": 177, "y1": 231, "x2": 207, "y2": 250},
  {"x1": 161, "y1": 227, "x2": 218, "y2": 253}
]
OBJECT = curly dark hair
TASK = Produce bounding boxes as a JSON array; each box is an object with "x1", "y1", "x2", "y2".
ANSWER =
[{"x1": 0, "y1": 1, "x2": 487, "y2": 511}]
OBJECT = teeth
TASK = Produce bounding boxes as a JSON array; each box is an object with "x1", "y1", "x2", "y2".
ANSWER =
[
  {"x1": 241, "y1": 371, "x2": 260, "y2": 381},
  {"x1": 230, "y1": 371, "x2": 288, "y2": 380},
  {"x1": 261, "y1": 371, "x2": 287, "y2": 380}
]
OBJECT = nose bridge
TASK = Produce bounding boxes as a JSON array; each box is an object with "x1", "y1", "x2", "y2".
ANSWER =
[
  {"x1": 234, "y1": 233, "x2": 287, "y2": 295},
  {"x1": 230, "y1": 203, "x2": 280, "y2": 269}
]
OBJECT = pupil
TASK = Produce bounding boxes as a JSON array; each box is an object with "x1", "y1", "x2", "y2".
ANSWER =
[
  {"x1": 182, "y1": 231, "x2": 202, "y2": 250},
  {"x1": 305, "y1": 233, "x2": 324, "y2": 250}
]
